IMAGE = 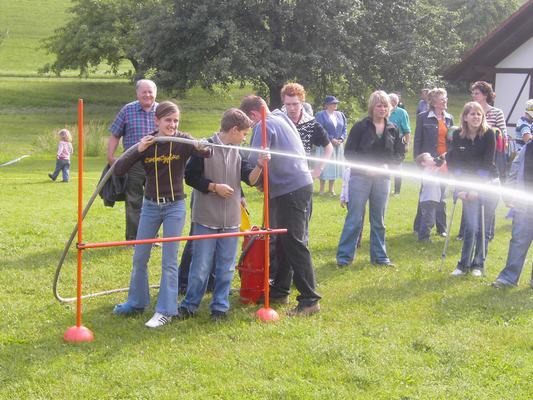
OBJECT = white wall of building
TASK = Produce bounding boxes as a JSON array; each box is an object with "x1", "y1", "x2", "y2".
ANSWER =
[
  {"x1": 495, "y1": 73, "x2": 531, "y2": 127},
  {"x1": 494, "y1": 36, "x2": 533, "y2": 127}
]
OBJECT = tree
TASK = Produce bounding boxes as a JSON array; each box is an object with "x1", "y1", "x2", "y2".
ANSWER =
[
  {"x1": 439, "y1": 0, "x2": 523, "y2": 50},
  {"x1": 142, "y1": 0, "x2": 463, "y2": 110},
  {"x1": 40, "y1": 0, "x2": 159, "y2": 78}
]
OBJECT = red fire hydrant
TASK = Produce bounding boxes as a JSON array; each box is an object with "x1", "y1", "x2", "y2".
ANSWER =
[{"x1": 237, "y1": 226, "x2": 265, "y2": 304}]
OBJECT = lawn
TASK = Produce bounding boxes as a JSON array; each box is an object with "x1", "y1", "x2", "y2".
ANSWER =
[
  {"x1": 1, "y1": 77, "x2": 532, "y2": 399},
  {"x1": 1, "y1": 1, "x2": 532, "y2": 396}
]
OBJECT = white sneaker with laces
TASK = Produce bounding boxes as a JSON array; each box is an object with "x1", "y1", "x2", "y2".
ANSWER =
[
  {"x1": 145, "y1": 312, "x2": 172, "y2": 328},
  {"x1": 450, "y1": 268, "x2": 466, "y2": 276},
  {"x1": 471, "y1": 268, "x2": 483, "y2": 277}
]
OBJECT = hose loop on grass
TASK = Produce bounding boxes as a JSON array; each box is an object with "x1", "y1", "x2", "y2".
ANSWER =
[{"x1": 53, "y1": 136, "x2": 203, "y2": 303}]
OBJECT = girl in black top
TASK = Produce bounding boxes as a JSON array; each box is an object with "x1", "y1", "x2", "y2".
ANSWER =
[{"x1": 447, "y1": 101, "x2": 497, "y2": 277}]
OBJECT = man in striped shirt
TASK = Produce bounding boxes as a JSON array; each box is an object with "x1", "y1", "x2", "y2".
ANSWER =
[{"x1": 107, "y1": 79, "x2": 158, "y2": 241}]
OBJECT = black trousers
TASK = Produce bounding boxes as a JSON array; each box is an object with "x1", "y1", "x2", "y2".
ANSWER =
[{"x1": 269, "y1": 185, "x2": 321, "y2": 306}]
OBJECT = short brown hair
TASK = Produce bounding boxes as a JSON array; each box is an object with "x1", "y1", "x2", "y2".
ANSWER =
[
  {"x1": 280, "y1": 83, "x2": 306, "y2": 102},
  {"x1": 470, "y1": 81, "x2": 495, "y2": 104},
  {"x1": 155, "y1": 101, "x2": 180, "y2": 119},
  {"x1": 239, "y1": 95, "x2": 267, "y2": 116},
  {"x1": 220, "y1": 108, "x2": 253, "y2": 132}
]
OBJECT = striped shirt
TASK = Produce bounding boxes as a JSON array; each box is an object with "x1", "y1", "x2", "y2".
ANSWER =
[
  {"x1": 485, "y1": 106, "x2": 507, "y2": 135},
  {"x1": 109, "y1": 100, "x2": 158, "y2": 150}
]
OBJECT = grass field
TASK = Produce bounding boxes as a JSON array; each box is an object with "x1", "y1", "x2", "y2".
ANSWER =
[
  {"x1": 1, "y1": 78, "x2": 533, "y2": 398},
  {"x1": 1, "y1": 1, "x2": 533, "y2": 399}
]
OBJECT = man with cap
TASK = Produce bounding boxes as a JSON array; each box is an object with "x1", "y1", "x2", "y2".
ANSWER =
[
  {"x1": 514, "y1": 99, "x2": 533, "y2": 152},
  {"x1": 315, "y1": 95, "x2": 348, "y2": 195}
]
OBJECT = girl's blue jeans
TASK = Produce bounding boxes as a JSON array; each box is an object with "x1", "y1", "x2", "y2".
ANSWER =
[{"x1": 126, "y1": 198, "x2": 186, "y2": 316}]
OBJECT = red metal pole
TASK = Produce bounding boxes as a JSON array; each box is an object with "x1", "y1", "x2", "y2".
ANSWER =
[
  {"x1": 78, "y1": 229, "x2": 287, "y2": 249},
  {"x1": 64, "y1": 99, "x2": 93, "y2": 342},
  {"x1": 76, "y1": 99, "x2": 83, "y2": 328},
  {"x1": 256, "y1": 104, "x2": 279, "y2": 322}
]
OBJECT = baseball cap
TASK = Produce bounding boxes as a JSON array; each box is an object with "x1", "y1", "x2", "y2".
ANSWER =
[{"x1": 526, "y1": 99, "x2": 533, "y2": 118}]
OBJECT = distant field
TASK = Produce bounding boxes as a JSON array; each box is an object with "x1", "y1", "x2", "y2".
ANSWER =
[{"x1": 0, "y1": 0, "x2": 132, "y2": 77}]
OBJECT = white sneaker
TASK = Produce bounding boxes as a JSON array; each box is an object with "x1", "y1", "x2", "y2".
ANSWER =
[
  {"x1": 471, "y1": 268, "x2": 483, "y2": 277},
  {"x1": 145, "y1": 312, "x2": 172, "y2": 328},
  {"x1": 450, "y1": 268, "x2": 466, "y2": 276}
]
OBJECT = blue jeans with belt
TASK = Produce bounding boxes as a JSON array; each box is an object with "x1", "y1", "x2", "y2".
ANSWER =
[
  {"x1": 337, "y1": 173, "x2": 391, "y2": 265},
  {"x1": 126, "y1": 198, "x2": 186, "y2": 316}
]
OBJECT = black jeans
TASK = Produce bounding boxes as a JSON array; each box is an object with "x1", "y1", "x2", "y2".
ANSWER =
[{"x1": 269, "y1": 184, "x2": 321, "y2": 306}]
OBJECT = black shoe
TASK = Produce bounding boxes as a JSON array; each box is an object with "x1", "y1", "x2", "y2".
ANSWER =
[
  {"x1": 176, "y1": 306, "x2": 195, "y2": 320},
  {"x1": 456, "y1": 235, "x2": 463, "y2": 241},
  {"x1": 48, "y1": 173, "x2": 55, "y2": 181},
  {"x1": 211, "y1": 310, "x2": 227, "y2": 321}
]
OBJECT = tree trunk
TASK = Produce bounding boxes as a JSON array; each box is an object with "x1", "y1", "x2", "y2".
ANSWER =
[{"x1": 267, "y1": 82, "x2": 283, "y2": 110}]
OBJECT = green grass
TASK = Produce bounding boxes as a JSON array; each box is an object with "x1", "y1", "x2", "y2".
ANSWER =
[
  {"x1": 1, "y1": 77, "x2": 533, "y2": 399},
  {"x1": 3, "y1": 3, "x2": 532, "y2": 397},
  {"x1": 0, "y1": 0, "x2": 72, "y2": 76}
]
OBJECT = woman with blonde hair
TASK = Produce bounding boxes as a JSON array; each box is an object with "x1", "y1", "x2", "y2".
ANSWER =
[
  {"x1": 446, "y1": 101, "x2": 498, "y2": 277},
  {"x1": 336, "y1": 90, "x2": 404, "y2": 267},
  {"x1": 412, "y1": 88, "x2": 454, "y2": 237}
]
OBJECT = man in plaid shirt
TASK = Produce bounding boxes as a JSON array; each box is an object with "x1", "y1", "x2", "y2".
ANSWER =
[{"x1": 107, "y1": 79, "x2": 158, "y2": 241}]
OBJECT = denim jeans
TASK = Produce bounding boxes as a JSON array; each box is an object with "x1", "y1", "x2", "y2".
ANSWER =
[
  {"x1": 496, "y1": 209, "x2": 533, "y2": 286},
  {"x1": 126, "y1": 198, "x2": 186, "y2": 316},
  {"x1": 51, "y1": 159, "x2": 70, "y2": 182},
  {"x1": 413, "y1": 184, "x2": 447, "y2": 234},
  {"x1": 418, "y1": 201, "x2": 439, "y2": 241},
  {"x1": 181, "y1": 223, "x2": 239, "y2": 313},
  {"x1": 457, "y1": 194, "x2": 498, "y2": 271},
  {"x1": 125, "y1": 161, "x2": 146, "y2": 241},
  {"x1": 269, "y1": 184, "x2": 321, "y2": 307},
  {"x1": 337, "y1": 173, "x2": 390, "y2": 265}
]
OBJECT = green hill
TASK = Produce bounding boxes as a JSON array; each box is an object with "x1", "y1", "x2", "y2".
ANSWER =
[{"x1": 0, "y1": 0, "x2": 72, "y2": 76}]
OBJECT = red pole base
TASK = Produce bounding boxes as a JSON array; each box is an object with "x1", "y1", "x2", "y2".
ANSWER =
[
  {"x1": 255, "y1": 307, "x2": 280, "y2": 322},
  {"x1": 64, "y1": 325, "x2": 94, "y2": 342}
]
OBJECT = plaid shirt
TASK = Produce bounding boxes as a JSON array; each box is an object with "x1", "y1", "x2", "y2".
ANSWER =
[{"x1": 109, "y1": 100, "x2": 158, "y2": 150}]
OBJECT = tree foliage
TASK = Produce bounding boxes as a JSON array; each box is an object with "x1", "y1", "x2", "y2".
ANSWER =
[
  {"x1": 142, "y1": 0, "x2": 462, "y2": 108},
  {"x1": 40, "y1": 0, "x2": 159, "y2": 77},
  {"x1": 41, "y1": 0, "x2": 523, "y2": 109},
  {"x1": 440, "y1": 0, "x2": 523, "y2": 50}
]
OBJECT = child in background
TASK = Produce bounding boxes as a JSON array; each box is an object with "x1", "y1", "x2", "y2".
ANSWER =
[
  {"x1": 48, "y1": 129, "x2": 73, "y2": 182},
  {"x1": 416, "y1": 152, "x2": 444, "y2": 242}
]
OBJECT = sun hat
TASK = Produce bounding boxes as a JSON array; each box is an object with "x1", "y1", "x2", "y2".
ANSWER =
[
  {"x1": 525, "y1": 99, "x2": 533, "y2": 118},
  {"x1": 324, "y1": 95, "x2": 340, "y2": 105}
]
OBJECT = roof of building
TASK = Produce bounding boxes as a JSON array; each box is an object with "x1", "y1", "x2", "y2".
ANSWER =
[{"x1": 444, "y1": 0, "x2": 533, "y2": 81}]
